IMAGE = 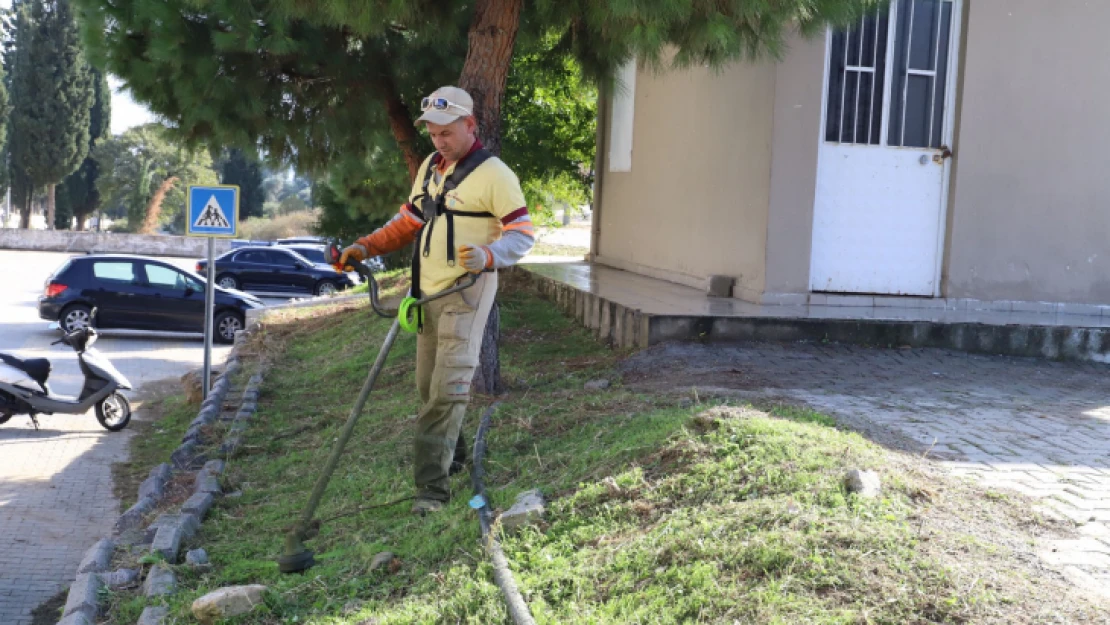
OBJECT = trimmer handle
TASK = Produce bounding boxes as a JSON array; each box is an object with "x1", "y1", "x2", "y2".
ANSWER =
[
  {"x1": 324, "y1": 240, "x2": 479, "y2": 327},
  {"x1": 326, "y1": 242, "x2": 370, "y2": 279}
]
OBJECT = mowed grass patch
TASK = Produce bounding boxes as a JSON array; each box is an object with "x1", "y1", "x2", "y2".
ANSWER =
[{"x1": 105, "y1": 273, "x2": 1098, "y2": 624}]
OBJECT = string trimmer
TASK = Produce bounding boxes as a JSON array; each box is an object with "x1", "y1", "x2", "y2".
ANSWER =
[{"x1": 277, "y1": 244, "x2": 477, "y2": 574}]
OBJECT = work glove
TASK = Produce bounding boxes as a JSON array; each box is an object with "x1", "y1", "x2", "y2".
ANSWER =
[
  {"x1": 338, "y1": 243, "x2": 368, "y2": 272},
  {"x1": 458, "y1": 245, "x2": 490, "y2": 274}
]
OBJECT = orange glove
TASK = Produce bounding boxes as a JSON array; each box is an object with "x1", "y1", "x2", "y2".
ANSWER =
[
  {"x1": 458, "y1": 245, "x2": 492, "y2": 273},
  {"x1": 338, "y1": 243, "x2": 368, "y2": 272},
  {"x1": 342, "y1": 204, "x2": 424, "y2": 271}
]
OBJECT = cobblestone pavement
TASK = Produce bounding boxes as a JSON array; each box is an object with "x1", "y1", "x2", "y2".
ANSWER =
[
  {"x1": 623, "y1": 341, "x2": 1110, "y2": 599},
  {"x1": 0, "y1": 415, "x2": 130, "y2": 625},
  {"x1": 0, "y1": 250, "x2": 233, "y2": 624}
]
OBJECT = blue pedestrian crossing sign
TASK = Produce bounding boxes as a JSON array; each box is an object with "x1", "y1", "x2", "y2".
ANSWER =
[{"x1": 187, "y1": 185, "x2": 239, "y2": 237}]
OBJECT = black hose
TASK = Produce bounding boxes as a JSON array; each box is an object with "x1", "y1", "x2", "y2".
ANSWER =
[
  {"x1": 471, "y1": 403, "x2": 536, "y2": 625},
  {"x1": 366, "y1": 274, "x2": 395, "y2": 320},
  {"x1": 354, "y1": 261, "x2": 478, "y2": 320}
]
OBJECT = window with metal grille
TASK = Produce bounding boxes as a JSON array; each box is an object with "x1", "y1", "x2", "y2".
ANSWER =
[
  {"x1": 825, "y1": 7, "x2": 888, "y2": 145},
  {"x1": 888, "y1": 0, "x2": 954, "y2": 149},
  {"x1": 825, "y1": 0, "x2": 955, "y2": 149}
]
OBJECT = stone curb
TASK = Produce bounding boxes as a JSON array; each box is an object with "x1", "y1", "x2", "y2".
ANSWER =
[
  {"x1": 61, "y1": 573, "x2": 102, "y2": 621},
  {"x1": 59, "y1": 320, "x2": 267, "y2": 625},
  {"x1": 76, "y1": 538, "x2": 115, "y2": 574},
  {"x1": 245, "y1": 292, "x2": 364, "y2": 323},
  {"x1": 137, "y1": 606, "x2": 168, "y2": 625}
]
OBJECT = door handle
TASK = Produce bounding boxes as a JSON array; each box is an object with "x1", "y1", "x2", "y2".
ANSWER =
[{"x1": 932, "y1": 146, "x2": 953, "y2": 164}]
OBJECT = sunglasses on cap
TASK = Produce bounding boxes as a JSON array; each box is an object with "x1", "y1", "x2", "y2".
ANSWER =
[{"x1": 421, "y1": 97, "x2": 472, "y2": 116}]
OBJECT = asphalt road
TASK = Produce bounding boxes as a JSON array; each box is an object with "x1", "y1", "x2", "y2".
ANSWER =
[{"x1": 0, "y1": 249, "x2": 281, "y2": 623}]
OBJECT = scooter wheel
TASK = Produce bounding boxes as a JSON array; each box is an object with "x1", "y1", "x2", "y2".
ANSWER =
[{"x1": 96, "y1": 392, "x2": 132, "y2": 432}]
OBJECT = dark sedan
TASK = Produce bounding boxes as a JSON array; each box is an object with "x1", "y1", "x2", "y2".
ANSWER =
[
  {"x1": 196, "y1": 246, "x2": 354, "y2": 296},
  {"x1": 38, "y1": 255, "x2": 264, "y2": 343}
]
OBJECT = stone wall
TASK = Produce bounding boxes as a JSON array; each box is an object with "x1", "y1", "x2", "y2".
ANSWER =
[{"x1": 0, "y1": 229, "x2": 232, "y2": 258}]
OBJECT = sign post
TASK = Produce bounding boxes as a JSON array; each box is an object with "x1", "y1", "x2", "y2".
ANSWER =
[{"x1": 186, "y1": 185, "x2": 239, "y2": 399}]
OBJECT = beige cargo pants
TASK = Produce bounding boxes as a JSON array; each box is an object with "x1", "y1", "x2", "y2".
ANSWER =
[{"x1": 413, "y1": 271, "x2": 497, "y2": 502}]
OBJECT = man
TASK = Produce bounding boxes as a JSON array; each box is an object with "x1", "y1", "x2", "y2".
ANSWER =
[{"x1": 339, "y1": 86, "x2": 535, "y2": 515}]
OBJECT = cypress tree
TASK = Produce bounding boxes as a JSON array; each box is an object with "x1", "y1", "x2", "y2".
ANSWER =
[
  {"x1": 57, "y1": 68, "x2": 110, "y2": 229},
  {"x1": 217, "y1": 148, "x2": 265, "y2": 220},
  {"x1": 6, "y1": 1, "x2": 35, "y2": 228},
  {"x1": 13, "y1": 0, "x2": 92, "y2": 230}
]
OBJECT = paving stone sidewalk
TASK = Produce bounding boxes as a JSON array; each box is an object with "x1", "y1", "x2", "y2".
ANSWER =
[
  {"x1": 625, "y1": 342, "x2": 1110, "y2": 599},
  {"x1": 0, "y1": 415, "x2": 131, "y2": 625}
]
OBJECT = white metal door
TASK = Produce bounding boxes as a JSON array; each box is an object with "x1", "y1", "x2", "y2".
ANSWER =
[{"x1": 810, "y1": 0, "x2": 962, "y2": 296}]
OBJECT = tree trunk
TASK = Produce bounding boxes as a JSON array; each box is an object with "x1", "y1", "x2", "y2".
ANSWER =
[
  {"x1": 75, "y1": 212, "x2": 87, "y2": 231},
  {"x1": 471, "y1": 300, "x2": 504, "y2": 396},
  {"x1": 457, "y1": 0, "x2": 522, "y2": 396},
  {"x1": 17, "y1": 185, "x2": 32, "y2": 229},
  {"x1": 140, "y1": 176, "x2": 179, "y2": 234},
  {"x1": 46, "y1": 184, "x2": 56, "y2": 230},
  {"x1": 458, "y1": 0, "x2": 522, "y2": 156},
  {"x1": 382, "y1": 76, "x2": 423, "y2": 183}
]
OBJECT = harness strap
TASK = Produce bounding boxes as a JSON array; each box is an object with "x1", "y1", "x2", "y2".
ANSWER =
[{"x1": 411, "y1": 147, "x2": 495, "y2": 304}]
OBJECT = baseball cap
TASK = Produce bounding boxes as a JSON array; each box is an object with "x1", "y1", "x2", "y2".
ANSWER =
[{"x1": 415, "y1": 86, "x2": 475, "y2": 127}]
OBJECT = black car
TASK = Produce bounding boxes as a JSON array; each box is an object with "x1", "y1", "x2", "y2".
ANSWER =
[
  {"x1": 196, "y1": 246, "x2": 354, "y2": 296},
  {"x1": 38, "y1": 255, "x2": 264, "y2": 343}
]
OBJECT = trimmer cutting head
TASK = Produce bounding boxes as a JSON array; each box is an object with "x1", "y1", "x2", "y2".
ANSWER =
[
  {"x1": 278, "y1": 531, "x2": 316, "y2": 574},
  {"x1": 278, "y1": 548, "x2": 315, "y2": 574}
]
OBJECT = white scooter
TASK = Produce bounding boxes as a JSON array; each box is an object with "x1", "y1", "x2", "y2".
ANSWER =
[{"x1": 0, "y1": 312, "x2": 133, "y2": 431}]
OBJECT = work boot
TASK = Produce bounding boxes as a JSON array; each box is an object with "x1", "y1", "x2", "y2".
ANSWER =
[{"x1": 411, "y1": 498, "x2": 445, "y2": 516}]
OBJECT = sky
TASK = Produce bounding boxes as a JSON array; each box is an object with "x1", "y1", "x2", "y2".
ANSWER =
[{"x1": 106, "y1": 76, "x2": 158, "y2": 135}]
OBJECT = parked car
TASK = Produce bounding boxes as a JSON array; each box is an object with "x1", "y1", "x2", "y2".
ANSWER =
[
  {"x1": 230, "y1": 239, "x2": 273, "y2": 249},
  {"x1": 196, "y1": 246, "x2": 354, "y2": 296},
  {"x1": 38, "y1": 255, "x2": 264, "y2": 343},
  {"x1": 280, "y1": 244, "x2": 331, "y2": 265},
  {"x1": 275, "y1": 236, "x2": 331, "y2": 246}
]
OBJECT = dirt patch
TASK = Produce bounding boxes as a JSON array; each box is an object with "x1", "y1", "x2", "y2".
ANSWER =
[
  {"x1": 30, "y1": 589, "x2": 66, "y2": 625},
  {"x1": 878, "y1": 448, "x2": 1105, "y2": 622},
  {"x1": 615, "y1": 342, "x2": 1110, "y2": 619},
  {"x1": 110, "y1": 377, "x2": 188, "y2": 508},
  {"x1": 620, "y1": 342, "x2": 781, "y2": 391}
]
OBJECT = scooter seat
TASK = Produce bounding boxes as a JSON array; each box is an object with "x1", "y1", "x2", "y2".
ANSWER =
[{"x1": 0, "y1": 354, "x2": 51, "y2": 386}]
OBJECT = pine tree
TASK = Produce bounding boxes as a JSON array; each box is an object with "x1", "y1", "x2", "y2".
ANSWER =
[
  {"x1": 57, "y1": 68, "x2": 110, "y2": 229},
  {"x1": 73, "y1": 0, "x2": 876, "y2": 171},
  {"x1": 72, "y1": 0, "x2": 878, "y2": 388},
  {"x1": 217, "y1": 148, "x2": 265, "y2": 220},
  {"x1": 13, "y1": 0, "x2": 93, "y2": 230}
]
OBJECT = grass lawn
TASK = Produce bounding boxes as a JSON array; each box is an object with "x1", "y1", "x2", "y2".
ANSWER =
[{"x1": 103, "y1": 273, "x2": 1102, "y2": 624}]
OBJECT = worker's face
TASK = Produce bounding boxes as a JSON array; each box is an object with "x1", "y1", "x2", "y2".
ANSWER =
[{"x1": 426, "y1": 117, "x2": 477, "y2": 163}]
